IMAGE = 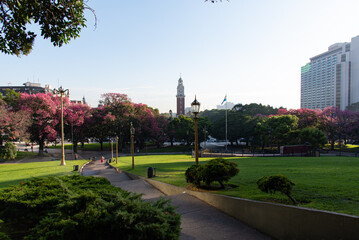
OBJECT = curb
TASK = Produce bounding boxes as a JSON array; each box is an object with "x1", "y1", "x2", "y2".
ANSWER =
[{"x1": 79, "y1": 160, "x2": 92, "y2": 175}]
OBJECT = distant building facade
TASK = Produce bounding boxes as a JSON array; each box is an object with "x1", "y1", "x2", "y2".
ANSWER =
[
  {"x1": 176, "y1": 77, "x2": 185, "y2": 115},
  {"x1": 70, "y1": 96, "x2": 88, "y2": 105},
  {"x1": 301, "y1": 36, "x2": 359, "y2": 110},
  {"x1": 0, "y1": 82, "x2": 52, "y2": 96}
]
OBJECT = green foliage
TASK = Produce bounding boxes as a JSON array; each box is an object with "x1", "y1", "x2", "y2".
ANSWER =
[
  {"x1": 2, "y1": 89, "x2": 20, "y2": 107},
  {"x1": 185, "y1": 164, "x2": 202, "y2": 187},
  {"x1": 0, "y1": 175, "x2": 181, "y2": 240},
  {"x1": 200, "y1": 158, "x2": 239, "y2": 188},
  {"x1": 1, "y1": 142, "x2": 17, "y2": 161},
  {"x1": 256, "y1": 114, "x2": 299, "y2": 147},
  {"x1": 299, "y1": 128, "x2": 327, "y2": 149},
  {"x1": 257, "y1": 175, "x2": 297, "y2": 204},
  {"x1": 232, "y1": 103, "x2": 281, "y2": 116},
  {"x1": 0, "y1": 219, "x2": 10, "y2": 240},
  {"x1": 185, "y1": 158, "x2": 239, "y2": 188},
  {"x1": 0, "y1": 1, "x2": 89, "y2": 56}
]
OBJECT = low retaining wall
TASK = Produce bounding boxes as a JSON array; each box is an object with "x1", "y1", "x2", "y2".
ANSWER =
[{"x1": 108, "y1": 163, "x2": 359, "y2": 240}]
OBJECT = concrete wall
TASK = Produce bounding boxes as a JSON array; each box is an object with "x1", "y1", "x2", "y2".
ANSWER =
[{"x1": 110, "y1": 164, "x2": 359, "y2": 240}]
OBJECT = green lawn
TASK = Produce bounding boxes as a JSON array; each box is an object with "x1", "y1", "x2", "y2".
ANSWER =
[
  {"x1": 0, "y1": 160, "x2": 89, "y2": 189},
  {"x1": 47, "y1": 142, "x2": 193, "y2": 153},
  {"x1": 15, "y1": 151, "x2": 38, "y2": 160},
  {"x1": 144, "y1": 145, "x2": 192, "y2": 153},
  {"x1": 111, "y1": 155, "x2": 359, "y2": 216},
  {"x1": 47, "y1": 142, "x2": 112, "y2": 151}
]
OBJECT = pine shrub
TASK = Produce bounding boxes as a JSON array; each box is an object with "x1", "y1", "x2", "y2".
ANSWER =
[
  {"x1": 185, "y1": 164, "x2": 202, "y2": 187},
  {"x1": 200, "y1": 158, "x2": 239, "y2": 188},
  {"x1": 1, "y1": 142, "x2": 17, "y2": 161},
  {"x1": 257, "y1": 175, "x2": 297, "y2": 205},
  {"x1": 0, "y1": 175, "x2": 181, "y2": 240},
  {"x1": 185, "y1": 158, "x2": 239, "y2": 188}
]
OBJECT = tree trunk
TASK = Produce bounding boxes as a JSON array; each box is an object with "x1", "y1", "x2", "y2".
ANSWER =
[
  {"x1": 74, "y1": 142, "x2": 78, "y2": 153},
  {"x1": 286, "y1": 194, "x2": 297, "y2": 205},
  {"x1": 100, "y1": 140, "x2": 103, "y2": 151},
  {"x1": 38, "y1": 140, "x2": 44, "y2": 156}
]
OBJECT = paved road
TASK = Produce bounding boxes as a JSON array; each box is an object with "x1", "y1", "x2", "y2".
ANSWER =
[{"x1": 82, "y1": 160, "x2": 271, "y2": 240}]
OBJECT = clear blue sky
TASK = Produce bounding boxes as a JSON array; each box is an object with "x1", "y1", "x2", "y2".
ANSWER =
[{"x1": 2, "y1": 0, "x2": 359, "y2": 113}]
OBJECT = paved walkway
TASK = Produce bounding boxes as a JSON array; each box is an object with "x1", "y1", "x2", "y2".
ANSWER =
[{"x1": 82, "y1": 160, "x2": 270, "y2": 240}]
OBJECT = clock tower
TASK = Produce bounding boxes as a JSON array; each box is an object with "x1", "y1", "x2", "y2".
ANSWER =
[{"x1": 176, "y1": 77, "x2": 185, "y2": 115}]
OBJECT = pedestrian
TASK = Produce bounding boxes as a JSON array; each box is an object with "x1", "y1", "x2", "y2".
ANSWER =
[{"x1": 101, "y1": 156, "x2": 104, "y2": 163}]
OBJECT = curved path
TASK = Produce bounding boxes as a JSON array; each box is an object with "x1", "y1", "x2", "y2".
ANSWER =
[{"x1": 82, "y1": 160, "x2": 270, "y2": 240}]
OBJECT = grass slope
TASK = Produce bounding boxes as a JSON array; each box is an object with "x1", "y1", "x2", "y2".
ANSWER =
[
  {"x1": 112, "y1": 155, "x2": 359, "y2": 216},
  {"x1": 0, "y1": 160, "x2": 88, "y2": 189}
]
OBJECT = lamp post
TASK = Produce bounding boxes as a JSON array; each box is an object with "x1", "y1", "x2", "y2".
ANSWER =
[
  {"x1": 191, "y1": 96, "x2": 200, "y2": 165},
  {"x1": 71, "y1": 123, "x2": 74, "y2": 160},
  {"x1": 53, "y1": 86, "x2": 69, "y2": 166},
  {"x1": 111, "y1": 139, "x2": 114, "y2": 163},
  {"x1": 116, "y1": 136, "x2": 118, "y2": 164},
  {"x1": 130, "y1": 122, "x2": 135, "y2": 169}
]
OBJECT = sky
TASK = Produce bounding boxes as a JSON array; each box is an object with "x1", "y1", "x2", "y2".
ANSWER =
[{"x1": 2, "y1": 0, "x2": 359, "y2": 113}]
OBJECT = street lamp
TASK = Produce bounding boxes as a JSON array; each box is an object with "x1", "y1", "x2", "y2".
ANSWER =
[
  {"x1": 116, "y1": 136, "x2": 119, "y2": 164},
  {"x1": 191, "y1": 96, "x2": 200, "y2": 165},
  {"x1": 130, "y1": 122, "x2": 135, "y2": 169},
  {"x1": 111, "y1": 139, "x2": 114, "y2": 163},
  {"x1": 53, "y1": 86, "x2": 69, "y2": 166}
]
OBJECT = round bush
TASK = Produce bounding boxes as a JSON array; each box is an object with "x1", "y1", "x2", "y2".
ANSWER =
[
  {"x1": 1, "y1": 142, "x2": 17, "y2": 161},
  {"x1": 200, "y1": 158, "x2": 239, "y2": 188},
  {"x1": 185, "y1": 158, "x2": 239, "y2": 188},
  {"x1": 185, "y1": 164, "x2": 202, "y2": 187}
]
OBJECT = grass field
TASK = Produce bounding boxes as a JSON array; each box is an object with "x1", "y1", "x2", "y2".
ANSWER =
[
  {"x1": 47, "y1": 142, "x2": 192, "y2": 153},
  {"x1": 15, "y1": 151, "x2": 38, "y2": 160},
  {"x1": 111, "y1": 155, "x2": 359, "y2": 216},
  {"x1": 0, "y1": 160, "x2": 89, "y2": 189},
  {"x1": 47, "y1": 142, "x2": 112, "y2": 151}
]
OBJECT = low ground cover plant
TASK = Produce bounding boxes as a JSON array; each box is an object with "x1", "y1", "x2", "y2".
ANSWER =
[
  {"x1": 257, "y1": 175, "x2": 297, "y2": 205},
  {"x1": 0, "y1": 175, "x2": 181, "y2": 240},
  {"x1": 185, "y1": 158, "x2": 239, "y2": 188}
]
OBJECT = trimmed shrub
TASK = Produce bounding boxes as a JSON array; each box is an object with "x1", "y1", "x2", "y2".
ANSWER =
[
  {"x1": 201, "y1": 158, "x2": 239, "y2": 188},
  {"x1": 1, "y1": 142, "x2": 17, "y2": 161},
  {"x1": 0, "y1": 219, "x2": 10, "y2": 240},
  {"x1": 0, "y1": 175, "x2": 181, "y2": 240},
  {"x1": 185, "y1": 158, "x2": 239, "y2": 188},
  {"x1": 185, "y1": 164, "x2": 202, "y2": 187},
  {"x1": 257, "y1": 175, "x2": 297, "y2": 205}
]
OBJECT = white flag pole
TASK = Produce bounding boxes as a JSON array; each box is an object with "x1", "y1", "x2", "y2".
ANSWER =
[{"x1": 225, "y1": 97, "x2": 228, "y2": 151}]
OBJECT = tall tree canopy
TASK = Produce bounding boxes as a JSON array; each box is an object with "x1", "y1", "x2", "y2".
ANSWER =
[{"x1": 0, "y1": 0, "x2": 93, "y2": 56}]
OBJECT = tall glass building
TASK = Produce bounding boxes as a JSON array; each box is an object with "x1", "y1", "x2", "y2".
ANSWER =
[{"x1": 301, "y1": 36, "x2": 359, "y2": 110}]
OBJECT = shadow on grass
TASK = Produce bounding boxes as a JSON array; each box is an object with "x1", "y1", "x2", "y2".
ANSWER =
[{"x1": 0, "y1": 172, "x2": 80, "y2": 190}]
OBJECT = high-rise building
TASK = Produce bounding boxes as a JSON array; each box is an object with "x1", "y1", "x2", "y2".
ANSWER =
[
  {"x1": 301, "y1": 36, "x2": 359, "y2": 110},
  {"x1": 176, "y1": 77, "x2": 185, "y2": 115}
]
